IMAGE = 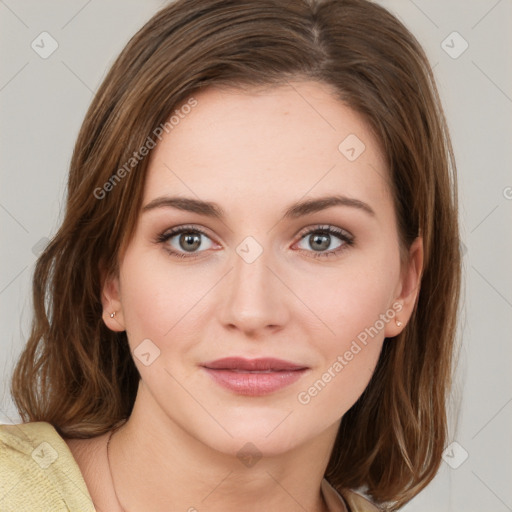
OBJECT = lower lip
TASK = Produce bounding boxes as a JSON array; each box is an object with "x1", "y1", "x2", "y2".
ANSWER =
[{"x1": 202, "y1": 368, "x2": 308, "y2": 396}]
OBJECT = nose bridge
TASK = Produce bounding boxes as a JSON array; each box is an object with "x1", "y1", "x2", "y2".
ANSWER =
[{"x1": 219, "y1": 237, "x2": 289, "y2": 333}]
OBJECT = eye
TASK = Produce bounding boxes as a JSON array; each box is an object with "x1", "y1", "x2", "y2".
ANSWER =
[
  {"x1": 155, "y1": 225, "x2": 217, "y2": 259},
  {"x1": 155, "y1": 224, "x2": 354, "y2": 260},
  {"x1": 294, "y1": 225, "x2": 354, "y2": 259}
]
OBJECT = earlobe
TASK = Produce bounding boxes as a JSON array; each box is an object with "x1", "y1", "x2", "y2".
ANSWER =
[
  {"x1": 384, "y1": 236, "x2": 424, "y2": 338},
  {"x1": 99, "y1": 263, "x2": 126, "y2": 332}
]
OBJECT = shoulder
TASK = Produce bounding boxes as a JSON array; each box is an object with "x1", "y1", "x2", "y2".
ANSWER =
[{"x1": 0, "y1": 421, "x2": 96, "y2": 512}]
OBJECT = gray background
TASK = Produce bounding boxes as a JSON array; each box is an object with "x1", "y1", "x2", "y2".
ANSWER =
[{"x1": 1, "y1": 1, "x2": 511, "y2": 510}]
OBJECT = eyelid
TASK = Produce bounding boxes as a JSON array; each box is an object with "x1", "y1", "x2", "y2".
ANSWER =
[
  {"x1": 295, "y1": 224, "x2": 353, "y2": 240},
  {"x1": 159, "y1": 223, "x2": 214, "y2": 239}
]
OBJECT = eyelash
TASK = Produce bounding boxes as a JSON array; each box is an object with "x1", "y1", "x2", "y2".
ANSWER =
[{"x1": 154, "y1": 224, "x2": 354, "y2": 260}]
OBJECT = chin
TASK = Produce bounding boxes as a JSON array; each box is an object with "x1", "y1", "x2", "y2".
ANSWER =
[
  {"x1": 190, "y1": 411, "x2": 319, "y2": 459},
  {"x1": 206, "y1": 431, "x2": 302, "y2": 460}
]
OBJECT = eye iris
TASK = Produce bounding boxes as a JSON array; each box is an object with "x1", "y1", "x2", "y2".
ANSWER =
[
  {"x1": 310, "y1": 233, "x2": 330, "y2": 251},
  {"x1": 179, "y1": 232, "x2": 201, "y2": 252}
]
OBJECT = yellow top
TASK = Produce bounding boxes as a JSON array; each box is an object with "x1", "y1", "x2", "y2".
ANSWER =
[
  {"x1": 0, "y1": 421, "x2": 380, "y2": 511},
  {"x1": 0, "y1": 421, "x2": 95, "y2": 512}
]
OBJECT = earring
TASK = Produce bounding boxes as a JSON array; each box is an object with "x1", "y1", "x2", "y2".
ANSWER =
[
  {"x1": 110, "y1": 311, "x2": 116, "y2": 319},
  {"x1": 395, "y1": 319, "x2": 403, "y2": 327}
]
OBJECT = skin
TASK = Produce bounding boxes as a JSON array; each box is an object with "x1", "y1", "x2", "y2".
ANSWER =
[{"x1": 66, "y1": 80, "x2": 423, "y2": 512}]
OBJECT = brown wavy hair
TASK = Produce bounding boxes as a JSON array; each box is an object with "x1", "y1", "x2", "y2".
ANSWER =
[{"x1": 11, "y1": 0, "x2": 461, "y2": 509}]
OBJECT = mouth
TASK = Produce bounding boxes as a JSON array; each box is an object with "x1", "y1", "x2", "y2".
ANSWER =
[{"x1": 200, "y1": 357, "x2": 309, "y2": 396}]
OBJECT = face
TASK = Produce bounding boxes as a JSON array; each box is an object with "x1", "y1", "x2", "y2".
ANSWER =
[{"x1": 103, "y1": 81, "x2": 422, "y2": 457}]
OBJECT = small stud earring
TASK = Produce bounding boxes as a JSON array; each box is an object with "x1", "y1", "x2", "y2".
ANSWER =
[
  {"x1": 110, "y1": 311, "x2": 116, "y2": 319},
  {"x1": 395, "y1": 319, "x2": 403, "y2": 327}
]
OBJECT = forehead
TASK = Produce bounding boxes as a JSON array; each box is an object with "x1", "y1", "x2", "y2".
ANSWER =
[{"x1": 143, "y1": 81, "x2": 391, "y2": 219}]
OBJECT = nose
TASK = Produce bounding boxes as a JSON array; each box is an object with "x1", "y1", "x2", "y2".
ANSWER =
[{"x1": 218, "y1": 243, "x2": 290, "y2": 337}]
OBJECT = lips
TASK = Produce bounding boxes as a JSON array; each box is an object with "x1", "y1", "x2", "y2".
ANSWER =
[
  {"x1": 201, "y1": 357, "x2": 307, "y2": 372},
  {"x1": 200, "y1": 357, "x2": 309, "y2": 396}
]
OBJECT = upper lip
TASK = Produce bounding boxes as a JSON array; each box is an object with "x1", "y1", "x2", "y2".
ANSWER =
[{"x1": 201, "y1": 357, "x2": 308, "y2": 371}]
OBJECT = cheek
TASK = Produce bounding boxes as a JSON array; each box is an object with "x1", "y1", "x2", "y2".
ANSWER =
[
  {"x1": 295, "y1": 280, "x2": 389, "y2": 417},
  {"x1": 118, "y1": 247, "x2": 220, "y2": 358},
  {"x1": 296, "y1": 341, "x2": 382, "y2": 419},
  {"x1": 299, "y1": 254, "x2": 399, "y2": 342},
  {"x1": 292, "y1": 257, "x2": 398, "y2": 412}
]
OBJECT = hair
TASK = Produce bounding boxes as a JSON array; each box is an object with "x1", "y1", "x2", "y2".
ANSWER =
[{"x1": 11, "y1": 0, "x2": 461, "y2": 509}]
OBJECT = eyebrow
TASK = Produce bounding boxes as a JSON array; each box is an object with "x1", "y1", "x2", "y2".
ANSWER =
[{"x1": 142, "y1": 194, "x2": 375, "y2": 219}]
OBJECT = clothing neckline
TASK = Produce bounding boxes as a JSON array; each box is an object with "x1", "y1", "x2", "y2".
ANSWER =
[{"x1": 321, "y1": 478, "x2": 350, "y2": 511}]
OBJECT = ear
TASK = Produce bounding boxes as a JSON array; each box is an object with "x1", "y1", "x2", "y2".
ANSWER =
[
  {"x1": 99, "y1": 261, "x2": 126, "y2": 332},
  {"x1": 384, "y1": 236, "x2": 424, "y2": 338}
]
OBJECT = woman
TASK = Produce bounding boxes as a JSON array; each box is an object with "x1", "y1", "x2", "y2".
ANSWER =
[{"x1": 1, "y1": 0, "x2": 461, "y2": 510}]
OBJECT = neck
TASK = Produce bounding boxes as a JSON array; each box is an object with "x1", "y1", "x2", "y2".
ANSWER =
[{"x1": 108, "y1": 383, "x2": 338, "y2": 512}]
